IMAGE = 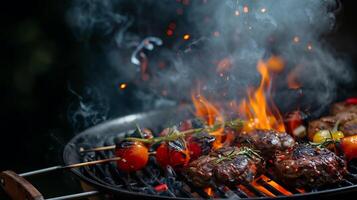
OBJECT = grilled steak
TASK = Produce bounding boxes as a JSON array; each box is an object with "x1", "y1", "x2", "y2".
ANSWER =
[
  {"x1": 330, "y1": 102, "x2": 357, "y2": 115},
  {"x1": 340, "y1": 118, "x2": 357, "y2": 135},
  {"x1": 236, "y1": 129, "x2": 295, "y2": 159},
  {"x1": 185, "y1": 147, "x2": 265, "y2": 187},
  {"x1": 274, "y1": 144, "x2": 346, "y2": 188}
]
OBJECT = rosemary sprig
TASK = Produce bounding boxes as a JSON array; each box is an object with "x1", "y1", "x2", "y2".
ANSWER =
[
  {"x1": 126, "y1": 119, "x2": 244, "y2": 144},
  {"x1": 215, "y1": 147, "x2": 262, "y2": 164}
]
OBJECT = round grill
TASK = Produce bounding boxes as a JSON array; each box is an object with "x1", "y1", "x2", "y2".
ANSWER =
[{"x1": 63, "y1": 106, "x2": 357, "y2": 200}]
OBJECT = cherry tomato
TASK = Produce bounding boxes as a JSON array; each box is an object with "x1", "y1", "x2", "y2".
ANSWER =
[
  {"x1": 186, "y1": 133, "x2": 215, "y2": 160},
  {"x1": 313, "y1": 130, "x2": 344, "y2": 143},
  {"x1": 187, "y1": 140, "x2": 202, "y2": 160},
  {"x1": 115, "y1": 141, "x2": 149, "y2": 172},
  {"x1": 340, "y1": 135, "x2": 357, "y2": 160},
  {"x1": 155, "y1": 142, "x2": 190, "y2": 169}
]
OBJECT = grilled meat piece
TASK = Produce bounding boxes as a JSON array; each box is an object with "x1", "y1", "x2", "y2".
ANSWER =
[
  {"x1": 185, "y1": 147, "x2": 265, "y2": 187},
  {"x1": 274, "y1": 144, "x2": 346, "y2": 188},
  {"x1": 340, "y1": 118, "x2": 357, "y2": 136},
  {"x1": 330, "y1": 102, "x2": 357, "y2": 115},
  {"x1": 308, "y1": 112, "x2": 357, "y2": 139},
  {"x1": 236, "y1": 129, "x2": 295, "y2": 159},
  {"x1": 335, "y1": 112, "x2": 357, "y2": 124},
  {"x1": 184, "y1": 155, "x2": 216, "y2": 187},
  {"x1": 213, "y1": 147, "x2": 265, "y2": 186}
]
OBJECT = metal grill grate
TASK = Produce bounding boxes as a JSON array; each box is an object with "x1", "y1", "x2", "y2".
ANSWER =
[{"x1": 78, "y1": 148, "x2": 357, "y2": 199}]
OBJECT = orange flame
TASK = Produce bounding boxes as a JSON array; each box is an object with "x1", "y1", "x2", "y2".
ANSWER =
[
  {"x1": 266, "y1": 55, "x2": 284, "y2": 73},
  {"x1": 204, "y1": 187, "x2": 214, "y2": 197},
  {"x1": 191, "y1": 91, "x2": 225, "y2": 149},
  {"x1": 259, "y1": 175, "x2": 292, "y2": 196},
  {"x1": 238, "y1": 58, "x2": 285, "y2": 132}
]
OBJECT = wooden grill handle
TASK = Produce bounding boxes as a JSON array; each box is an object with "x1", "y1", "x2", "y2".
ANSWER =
[{"x1": 0, "y1": 170, "x2": 44, "y2": 200}]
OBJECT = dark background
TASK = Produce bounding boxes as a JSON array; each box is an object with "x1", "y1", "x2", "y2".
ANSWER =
[{"x1": 0, "y1": 0, "x2": 356, "y2": 199}]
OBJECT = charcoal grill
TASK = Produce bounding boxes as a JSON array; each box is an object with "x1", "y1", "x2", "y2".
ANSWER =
[{"x1": 1, "y1": 105, "x2": 357, "y2": 200}]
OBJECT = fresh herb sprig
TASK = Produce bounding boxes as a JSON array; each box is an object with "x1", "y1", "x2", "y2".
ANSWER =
[
  {"x1": 126, "y1": 119, "x2": 244, "y2": 144},
  {"x1": 215, "y1": 147, "x2": 262, "y2": 164}
]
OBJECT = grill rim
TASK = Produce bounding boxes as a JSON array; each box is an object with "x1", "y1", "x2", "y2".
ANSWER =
[{"x1": 63, "y1": 107, "x2": 357, "y2": 200}]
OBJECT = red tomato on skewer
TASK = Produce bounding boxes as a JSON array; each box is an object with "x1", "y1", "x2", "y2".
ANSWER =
[
  {"x1": 115, "y1": 141, "x2": 149, "y2": 172},
  {"x1": 156, "y1": 141, "x2": 190, "y2": 169}
]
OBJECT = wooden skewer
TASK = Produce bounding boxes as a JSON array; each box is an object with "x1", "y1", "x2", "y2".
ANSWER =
[
  {"x1": 79, "y1": 145, "x2": 116, "y2": 152},
  {"x1": 62, "y1": 157, "x2": 122, "y2": 169},
  {"x1": 79, "y1": 144, "x2": 157, "y2": 156}
]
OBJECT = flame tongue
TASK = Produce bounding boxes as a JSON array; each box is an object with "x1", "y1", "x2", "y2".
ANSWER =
[
  {"x1": 239, "y1": 58, "x2": 286, "y2": 133},
  {"x1": 191, "y1": 92, "x2": 225, "y2": 149}
]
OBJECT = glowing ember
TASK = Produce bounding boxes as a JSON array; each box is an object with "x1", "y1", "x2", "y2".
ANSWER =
[
  {"x1": 251, "y1": 181, "x2": 276, "y2": 197},
  {"x1": 307, "y1": 43, "x2": 313, "y2": 51},
  {"x1": 166, "y1": 29, "x2": 174, "y2": 36},
  {"x1": 261, "y1": 8, "x2": 267, "y2": 13},
  {"x1": 238, "y1": 58, "x2": 286, "y2": 132},
  {"x1": 260, "y1": 175, "x2": 292, "y2": 196},
  {"x1": 216, "y1": 57, "x2": 232, "y2": 73},
  {"x1": 243, "y1": 6, "x2": 249, "y2": 13},
  {"x1": 235, "y1": 10, "x2": 240, "y2": 16},
  {"x1": 183, "y1": 34, "x2": 191, "y2": 40},
  {"x1": 293, "y1": 36, "x2": 300, "y2": 43},
  {"x1": 119, "y1": 83, "x2": 127, "y2": 90},
  {"x1": 204, "y1": 187, "x2": 214, "y2": 197},
  {"x1": 191, "y1": 91, "x2": 225, "y2": 149},
  {"x1": 213, "y1": 31, "x2": 220, "y2": 37}
]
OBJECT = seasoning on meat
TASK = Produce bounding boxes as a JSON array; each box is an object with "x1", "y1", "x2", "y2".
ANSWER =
[
  {"x1": 185, "y1": 146, "x2": 265, "y2": 187},
  {"x1": 236, "y1": 129, "x2": 295, "y2": 159},
  {"x1": 274, "y1": 144, "x2": 346, "y2": 188}
]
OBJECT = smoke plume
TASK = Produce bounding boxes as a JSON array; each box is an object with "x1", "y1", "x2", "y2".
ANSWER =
[{"x1": 66, "y1": 0, "x2": 352, "y2": 130}]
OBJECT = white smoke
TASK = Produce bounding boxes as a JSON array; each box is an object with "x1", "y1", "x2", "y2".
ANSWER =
[{"x1": 66, "y1": 0, "x2": 353, "y2": 127}]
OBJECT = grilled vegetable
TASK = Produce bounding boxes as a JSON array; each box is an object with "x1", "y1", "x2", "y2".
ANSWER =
[
  {"x1": 155, "y1": 140, "x2": 190, "y2": 169},
  {"x1": 186, "y1": 133, "x2": 215, "y2": 160},
  {"x1": 115, "y1": 141, "x2": 149, "y2": 172},
  {"x1": 340, "y1": 135, "x2": 357, "y2": 160},
  {"x1": 313, "y1": 130, "x2": 344, "y2": 143}
]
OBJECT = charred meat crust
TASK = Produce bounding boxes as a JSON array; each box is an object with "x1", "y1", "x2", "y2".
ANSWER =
[
  {"x1": 308, "y1": 102, "x2": 357, "y2": 139},
  {"x1": 330, "y1": 102, "x2": 357, "y2": 115},
  {"x1": 185, "y1": 147, "x2": 265, "y2": 187},
  {"x1": 235, "y1": 129, "x2": 295, "y2": 159},
  {"x1": 274, "y1": 144, "x2": 346, "y2": 188}
]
